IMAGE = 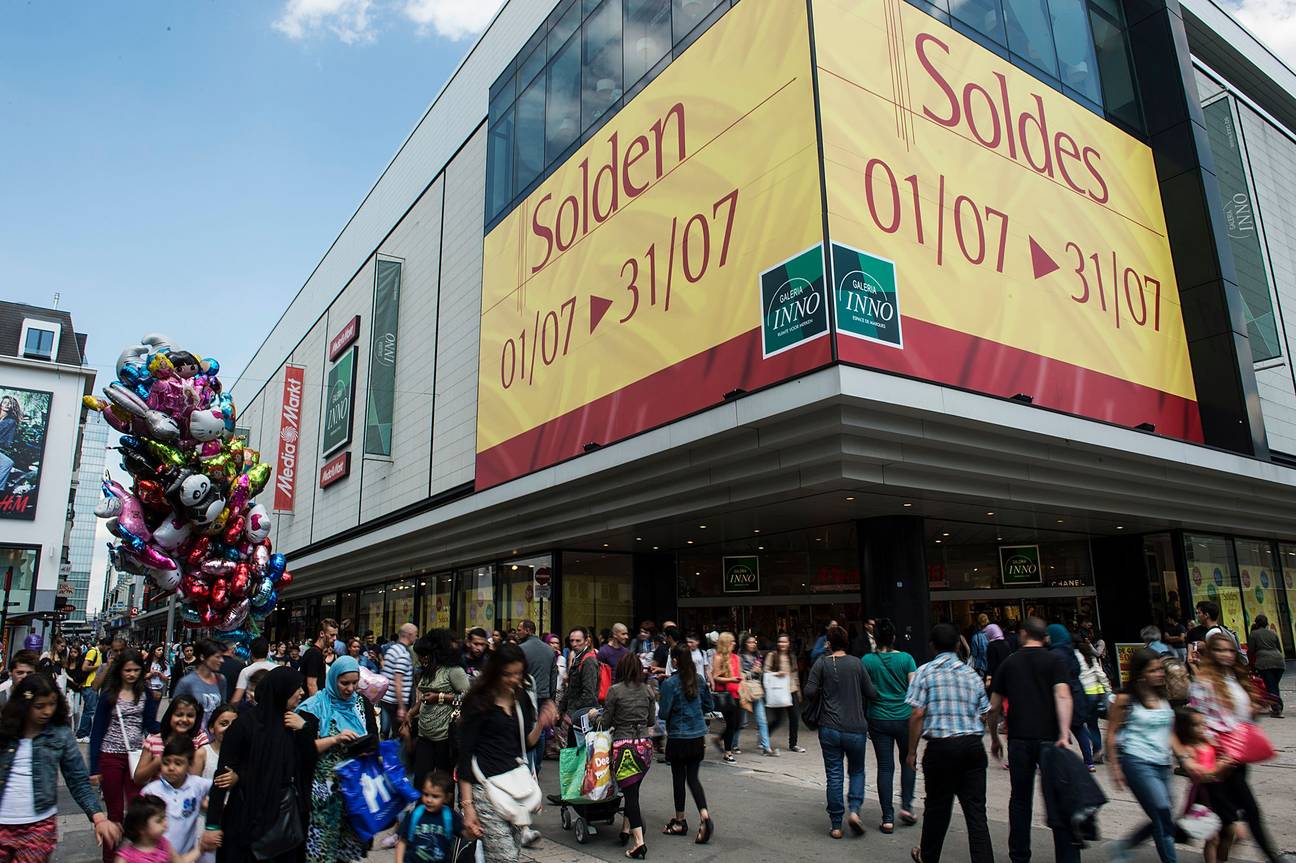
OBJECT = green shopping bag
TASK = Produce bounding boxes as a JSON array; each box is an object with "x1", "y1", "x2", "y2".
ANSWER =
[{"x1": 559, "y1": 739, "x2": 586, "y2": 802}]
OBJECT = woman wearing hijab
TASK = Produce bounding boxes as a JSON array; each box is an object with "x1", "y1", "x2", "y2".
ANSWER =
[
  {"x1": 1046, "y1": 624, "x2": 1093, "y2": 768},
  {"x1": 205, "y1": 667, "x2": 317, "y2": 863},
  {"x1": 296, "y1": 655, "x2": 379, "y2": 863},
  {"x1": 983, "y1": 624, "x2": 1011, "y2": 685}
]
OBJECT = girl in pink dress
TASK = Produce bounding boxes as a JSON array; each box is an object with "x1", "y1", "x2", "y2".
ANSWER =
[{"x1": 115, "y1": 795, "x2": 203, "y2": 863}]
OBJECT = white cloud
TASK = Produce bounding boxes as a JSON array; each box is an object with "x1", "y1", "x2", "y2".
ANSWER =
[
  {"x1": 1227, "y1": 0, "x2": 1296, "y2": 69},
  {"x1": 274, "y1": 0, "x2": 376, "y2": 44},
  {"x1": 400, "y1": 0, "x2": 503, "y2": 41}
]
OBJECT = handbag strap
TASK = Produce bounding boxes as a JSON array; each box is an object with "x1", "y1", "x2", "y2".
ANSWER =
[
  {"x1": 515, "y1": 698, "x2": 536, "y2": 779},
  {"x1": 115, "y1": 699, "x2": 135, "y2": 750}
]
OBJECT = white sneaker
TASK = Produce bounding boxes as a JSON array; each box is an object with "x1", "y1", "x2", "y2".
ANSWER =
[
  {"x1": 520, "y1": 827, "x2": 542, "y2": 848},
  {"x1": 76, "y1": 736, "x2": 89, "y2": 744},
  {"x1": 379, "y1": 834, "x2": 399, "y2": 849}
]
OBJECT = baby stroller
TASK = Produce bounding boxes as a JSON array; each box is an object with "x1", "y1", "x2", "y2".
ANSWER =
[{"x1": 556, "y1": 717, "x2": 623, "y2": 844}]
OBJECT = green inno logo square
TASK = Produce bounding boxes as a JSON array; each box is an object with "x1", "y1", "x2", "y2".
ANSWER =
[
  {"x1": 832, "y1": 242, "x2": 903, "y2": 348},
  {"x1": 759, "y1": 245, "x2": 829, "y2": 358}
]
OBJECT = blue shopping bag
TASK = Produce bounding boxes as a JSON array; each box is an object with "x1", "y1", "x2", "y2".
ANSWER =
[{"x1": 336, "y1": 739, "x2": 421, "y2": 841}]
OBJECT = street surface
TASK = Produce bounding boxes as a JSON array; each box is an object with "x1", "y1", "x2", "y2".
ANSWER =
[{"x1": 56, "y1": 667, "x2": 1295, "y2": 862}]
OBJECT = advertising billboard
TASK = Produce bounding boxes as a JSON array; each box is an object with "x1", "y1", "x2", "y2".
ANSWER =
[
  {"x1": 813, "y1": 0, "x2": 1201, "y2": 440},
  {"x1": 475, "y1": 0, "x2": 828, "y2": 489},
  {"x1": 322, "y1": 347, "x2": 357, "y2": 457},
  {"x1": 0, "y1": 386, "x2": 52, "y2": 520},
  {"x1": 274, "y1": 365, "x2": 306, "y2": 512}
]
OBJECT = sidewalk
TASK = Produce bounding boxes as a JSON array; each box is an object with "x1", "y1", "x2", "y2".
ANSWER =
[{"x1": 57, "y1": 664, "x2": 1296, "y2": 863}]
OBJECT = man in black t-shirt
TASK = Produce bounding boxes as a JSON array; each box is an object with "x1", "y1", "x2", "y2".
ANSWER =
[
  {"x1": 651, "y1": 626, "x2": 680, "y2": 679},
  {"x1": 988, "y1": 617, "x2": 1076, "y2": 863},
  {"x1": 302, "y1": 618, "x2": 338, "y2": 696}
]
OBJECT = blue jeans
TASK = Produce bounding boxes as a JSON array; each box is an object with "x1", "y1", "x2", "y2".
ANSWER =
[
  {"x1": 819, "y1": 726, "x2": 868, "y2": 828},
  {"x1": 75, "y1": 686, "x2": 98, "y2": 738},
  {"x1": 752, "y1": 698, "x2": 771, "y2": 751},
  {"x1": 869, "y1": 717, "x2": 915, "y2": 823},
  {"x1": 1084, "y1": 695, "x2": 1104, "y2": 756},
  {"x1": 1118, "y1": 755, "x2": 1177, "y2": 863}
]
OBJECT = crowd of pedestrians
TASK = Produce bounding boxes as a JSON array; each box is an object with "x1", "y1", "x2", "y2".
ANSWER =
[{"x1": 0, "y1": 601, "x2": 1286, "y2": 863}]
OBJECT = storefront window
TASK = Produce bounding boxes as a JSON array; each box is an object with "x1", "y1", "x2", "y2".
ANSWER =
[
  {"x1": 1144, "y1": 533, "x2": 1184, "y2": 624},
  {"x1": 418, "y1": 573, "x2": 453, "y2": 632},
  {"x1": 500, "y1": 555, "x2": 553, "y2": 635},
  {"x1": 1277, "y1": 543, "x2": 1296, "y2": 652},
  {"x1": 339, "y1": 591, "x2": 358, "y2": 637},
  {"x1": 319, "y1": 593, "x2": 338, "y2": 630},
  {"x1": 1183, "y1": 533, "x2": 1247, "y2": 646},
  {"x1": 385, "y1": 579, "x2": 416, "y2": 639},
  {"x1": 356, "y1": 585, "x2": 385, "y2": 640},
  {"x1": 1233, "y1": 539, "x2": 1284, "y2": 639},
  {"x1": 458, "y1": 566, "x2": 496, "y2": 635},
  {"x1": 562, "y1": 552, "x2": 632, "y2": 638},
  {"x1": 927, "y1": 539, "x2": 1094, "y2": 590},
  {"x1": 0, "y1": 546, "x2": 37, "y2": 615}
]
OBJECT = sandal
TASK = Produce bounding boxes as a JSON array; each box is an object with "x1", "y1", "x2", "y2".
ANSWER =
[
  {"x1": 899, "y1": 810, "x2": 917, "y2": 826},
  {"x1": 695, "y1": 817, "x2": 713, "y2": 845},
  {"x1": 880, "y1": 823, "x2": 895, "y2": 834},
  {"x1": 662, "y1": 819, "x2": 688, "y2": 836},
  {"x1": 829, "y1": 828, "x2": 844, "y2": 839},
  {"x1": 848, "y1": 815, "x2": 865, "y2": 836},
  {"x1": 911, "y1": 849, "x2": 923, "y2": 863}
]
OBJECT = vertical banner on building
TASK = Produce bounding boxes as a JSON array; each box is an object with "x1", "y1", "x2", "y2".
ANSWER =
[
  {"x1": 273, "y1": 365, "x2": 306, "y2": 513},
  {"x1": 365, "y1": 259, "x2": 401, "y2": 456},
  {"x1": 0, "y1": 386, "x2": 52, "y2": 520},
  {"x1": 322, "y1": 347, "x2": 358, "y2": 457}
]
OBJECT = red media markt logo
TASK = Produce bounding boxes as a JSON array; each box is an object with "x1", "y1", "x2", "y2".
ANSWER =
[{"x1": 281, "y1": 425, "x2": 299, "y2": 444}]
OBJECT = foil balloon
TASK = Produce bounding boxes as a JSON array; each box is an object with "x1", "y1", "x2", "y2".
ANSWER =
[
  {"x1": 210, "y1": 579, "x2": 230, "y2": 610},
  {"x1": 187, "y1": 408, "x2": 226, "y2": 443},
  {"x1": 148, "y1": 567, "x2": 182, "y2": 592},
  {"x1": 277, "y1": 570, "x2": 293, "y2": 589},
  {"x1": 244, "y1": 504, "x2": 271, "y2": 543},
  {"x1": 250, "y1": 577, "x2": 274, "y2": 608},
  {"x1": 268, "y1": 553, "x2": 286, "y2": 578},
  {"x1": 357, "y1": 667, "x2": 389, "y2": 704},
  {"x1": 216, "y1": 599, "x2": 250, "y2": 632},
  {"x1": 178, "y1": 606, "x2": 203, "y2": 626},
  {"x1": 151, "y1": 514, "x2": 192, "y2": 551},
  {"x1": 246, "y1": 462, "x2": 271, "y2": 496},
  {"x1": 103, "y1": 382, "x2": 180, "y2": 441},
  {"x1": 222, "y1": 515, "x2": 245, "y2": 546}
]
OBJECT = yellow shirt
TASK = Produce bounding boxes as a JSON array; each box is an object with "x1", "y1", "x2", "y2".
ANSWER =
[{"x1": 83, "y1": 647, "x2": 104, "y2": 687}]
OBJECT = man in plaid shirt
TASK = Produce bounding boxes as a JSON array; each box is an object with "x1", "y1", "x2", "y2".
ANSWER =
[{"x1": 904, "y1": 623, "x2": 993, "y2": 863}]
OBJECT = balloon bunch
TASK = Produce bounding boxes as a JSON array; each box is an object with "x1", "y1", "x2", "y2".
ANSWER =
[{"x1": 87, "y1": 333, "x2": 291, "y2": 655}]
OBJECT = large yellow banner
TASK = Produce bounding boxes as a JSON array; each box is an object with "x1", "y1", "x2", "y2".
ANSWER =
[
  {"x1": 476, "y1": 0, "x2": 827, "y2": 488},
  {"x1": 814, "y1": 0, "x2": 1201, "y2": 439}
]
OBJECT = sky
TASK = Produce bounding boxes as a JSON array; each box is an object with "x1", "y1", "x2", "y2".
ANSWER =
[
  {"x1": 0, "y1": 0, "x2": 501, "y2": 614},
  {"x1": 0, "y1": 0, "x2": 1291, "y2": 616}
]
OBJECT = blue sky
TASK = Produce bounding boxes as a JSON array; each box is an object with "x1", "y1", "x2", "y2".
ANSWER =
[{"x1": 0, "y1": 0, "x2": 499, "y2": 612}]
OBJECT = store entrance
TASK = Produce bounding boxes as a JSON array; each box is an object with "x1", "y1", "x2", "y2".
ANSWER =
[
  {"x1": 677, "y1": 596, "x2": 862, "y2": 662},
  {"x1": 933, "y1": 592, "x2": 1097, "y2": 633}
]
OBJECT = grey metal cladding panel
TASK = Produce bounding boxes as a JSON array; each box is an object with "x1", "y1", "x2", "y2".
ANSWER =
[
  {"x1": 362, "y1": 178, "x2": 445, "y2": 521},
  {"x1": 431, "y1": 124, "x2": 487, "y2": 494},
  {"x1": 231, "y1": 0, "x2": 559, "y2": 410}
]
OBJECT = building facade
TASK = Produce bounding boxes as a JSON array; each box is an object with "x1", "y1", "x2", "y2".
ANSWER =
[
  {"x1": 66, "y1": 410, "x2": 110, "y2": 626},
  {"x1": 228, "y1": 0, "x2": 1296, "y2": 660},
  {"x1": 0, "y1": 301, "x2": 94, "y2": 652}
]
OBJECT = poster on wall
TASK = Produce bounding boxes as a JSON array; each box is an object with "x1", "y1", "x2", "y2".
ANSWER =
[
  {"x1": 722, "y1": 556, "x2": 761, "y2": 593},
  {"x1": 1188, "y1": 561, "x2": 1248, "y2": 646},
  {"x1": 365, "y1": 259, "x2": 401, "y2": 456},
  {"x1": 321, "y1": 347, "x2": 357, "y2": 457},
  {"x1": 0, "y1": 386, "x2": 52, "y2": 520},
  {"x1": 999, "y1": 546, "x2": 1042, "y2": 586},
  {"x1": 814, "y1": 0, "x2": 1201, "y2": 440},
  {"x1": 1239, "y1": 565, "x2": 1282, "y2": 631}
]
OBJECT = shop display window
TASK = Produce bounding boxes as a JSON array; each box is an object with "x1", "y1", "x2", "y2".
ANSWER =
[
  {"x1": 418, "y1": 572, "x2": 453, "y2": 632},
  {"x1": 356, "y1": 585, "x2": 385, "y2": 641},
  {"x1": 500, "y1": 555, "x2": 554, "y2": 635},
  {"x1": 562, "y1": 552, "x2": 632, "y2": 638},
  {"x1": 385, "y1": 579, "x2": 416, "y2": 640},
  {"x1": 458, "y1": 566, "x2": 496, "y2": 634},
  {"x1": 1183, "y1": 533, "x2": 1246, "y2": 646},
  {"x1": 1277, "y1": 544, "x2": 1296, "y2": 652},
  {"x1": 1235, "y1": 539, "x2": 1289, "y2": 650}
]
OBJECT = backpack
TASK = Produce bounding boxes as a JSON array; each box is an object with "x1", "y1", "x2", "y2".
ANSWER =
[
  {"x1": 405, "y1": 803, "x2": 453, "y2": 843},
  {"x1": 575, "y1": 652, "x2": 614, "y2": 704}
]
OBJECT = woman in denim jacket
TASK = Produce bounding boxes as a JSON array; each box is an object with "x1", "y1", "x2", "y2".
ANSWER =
[
  {"x1": 657, "y1": 643, "x2": 716, "y2": 844},
  {"x1": 0, "y1": 674, "x2": 121, "y2": 861}
]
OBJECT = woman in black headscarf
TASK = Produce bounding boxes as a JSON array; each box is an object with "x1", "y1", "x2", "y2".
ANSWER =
[{"x1": 205, "y1": 666, "x2": 318, "y2": 863}]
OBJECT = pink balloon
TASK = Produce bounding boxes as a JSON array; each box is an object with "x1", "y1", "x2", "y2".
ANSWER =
[{"x1": 357, "y1": 667, "x2": 388, "y2": 704}]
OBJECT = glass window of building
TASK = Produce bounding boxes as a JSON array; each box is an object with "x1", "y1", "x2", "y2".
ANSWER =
[
  {"x1": 357, "y1": 585, "x2": 385, "y2": 640},
  {"x1": 385, "y1": 579, "x2": 416, "y2": 639},
  {"x1": 338, "y1": 591, "x2": 358, "y2": 636},
  {"x1": 487, "y1": 93, "x2": 515, "y2": 220},
  {"x1": 515, "y1": 77, "x2": 546, "y2": 193},
  {"x1": 1049, "y1": 0, "x2": 1101, "y2": 103},
  {"x1": 458, "y1": 565, "x2": 496, "y2": 634},
  {"x1": 418, "y1": 572, "x2": 453, "y2": 631},
  {"x1": 672, "y1": 0, "x2": 724, "y2": 46},
  {"x1": 500, "y1": 555, "x2": 554, "y2": 635},
  {"x1": 551, "y1": 0, "x2": 581, "y2": 52},
  {"x1": 562, "y1": 552, "x2": 633, "y2": 638},
  {"x1": 0, "y1": 546, "x2": 37, "y2": 614},
  {"x1": 1086, "y1": 2, "x2": 1141, "y2": 130},
  {"x1": 582, "y1": 0, "x2": 623, "y2": 133},
  {"x1": 947, "y1": 0, "x2": 1008, "y2": 47},
  {"x1": 624, "y1": 0, "x2": 671, "y2": 94},
  {"x1": 1232, "y1": 539, "x2": 1284, "y2": 637},
  {"x1": 1183, "y1": 534, "x2": 1247, "y2": 645},
  {"x1": 546, "y1": 32, "x2": 582, "y2": 163},
  {"x1": 318, "y1": 593, "x2": 338, "y2": 629},
  {"x1": 1003, "y1": 0, "x2": 1058, "y2": 77},
  {"x1": 1276, "y1": 543, "x2": 1296, "y2": 651}
]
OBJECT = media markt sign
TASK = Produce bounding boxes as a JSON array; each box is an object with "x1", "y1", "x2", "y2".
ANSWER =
[
  {"x1": 723, "y1": 556, "x2": 761, "y2": 594},
  {"x1": 832, "y1": 243, "x2": 903, "y2": 348},
  {"x1": 999, "y1": 545, "x2": 1043, "y2": 586},
  {"x1": 759, "y1": 245, "x2": 830, "y2": 358}
]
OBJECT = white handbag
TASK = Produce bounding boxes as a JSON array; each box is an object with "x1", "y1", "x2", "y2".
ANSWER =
[
  {"x1": 116, "y1": 701, "x2": 142, "y2": 777},
  {"x1": 763, "y1": 671, "x2": 793, "y2": 708},
  {"x1": 471, "y1": 702, "x2": 541, "y2": 827}
]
